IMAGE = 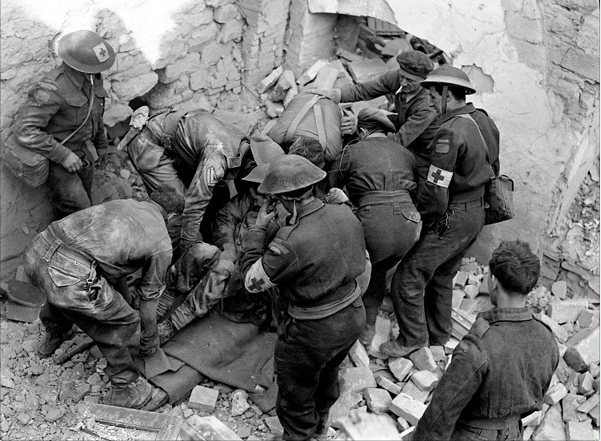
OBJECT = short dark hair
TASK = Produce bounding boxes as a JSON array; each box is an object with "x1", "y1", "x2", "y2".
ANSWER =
[
  {"x1": 488, "y1": 240, "x2": 540, "y2": 295},
  {"x1": 289, "y1": 136, "x2": 325, "y2": 169},
  {"x1": 149, "y1": 184, "x2": 184, "y2": 215}
]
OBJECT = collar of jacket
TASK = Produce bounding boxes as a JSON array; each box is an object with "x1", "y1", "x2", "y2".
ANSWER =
[
  {"x1": 289, "y1": 197, "x2": 324, "y2": 221},
  {"x1": 436, "y1": 102, "x2": 476, "y2": 125},
  {"x1": 479, "y1": 307, "x2": 533, "y2": 324},
  {"x1": 63, "y1": 63, "x2": 96, "y2": 89}
]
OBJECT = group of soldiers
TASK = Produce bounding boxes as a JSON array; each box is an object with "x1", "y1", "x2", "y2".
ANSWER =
[{"x1": 11, "y1": 30, "x2": 559, "y2": 441}]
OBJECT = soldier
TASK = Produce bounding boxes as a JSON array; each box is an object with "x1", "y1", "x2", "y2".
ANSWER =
[
  {"x1": 411, "y1": 240, "x2": 559, "y2": 440},
  {"x1": 329, "y1": 108, "x2": 422, "y2": 346},
  {"x1": 122, "y1": 110, "x2": 276, "y2": 253},
  {"x1": 381, "y1": 66, "x2": 499, "y2": 357},
  {"x1": 11, "y1": 30, "x2": 115, "y2": 218},
  {"x1": 24, "y1": 185, "x2": 184, "y2": 409},
  {"x1": 239, "y1": 155, "x2": 370, "y2": 441},
  {"x1": 320, "y1": 50, "x2": 438, "y2": 186}
]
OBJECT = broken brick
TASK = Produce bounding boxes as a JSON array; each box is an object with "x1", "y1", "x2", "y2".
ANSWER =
[
  {"x1": 189, "y1": 385, "x2": 219, "y2": 412},
  {"x1": 364, "y1": 387, "x2": 392, "y2": 413},
  {"x1": 390, "y1": 393, "x2": 427, "y2": 426},
  {"x1": 564, "y1": 327, "x2": 600, "y2": 371},
  {"x1": 340, "y1": 366, "x2": 377, "y2": 392},
  {"x1": 409, "y1": 347, "x2": 437, "y2": 372},
  {"x1": 547, "y1": 299, "x2": 590, "y2": 324},
  {"x1": 544, "y1": 383, "x2": 568, "y2": 405},
  {"x1": 375, "y1": 374, "x2": 402, "y2": 396},
  {"x1": 562, "y1": 394, "x2": 587, "y2": 422},
  {"x1": 400, "y1": 380, "x2": 429, "y2": 403},
  {"x1": 410, "y1": 370, "x2": 439, "y2": 392},
  {"x1": 578, "y1": 393, "x2": 600, "y2": 414},
  {"x1": 388, "y1": 358, "x2": 413, "y2": 382}
]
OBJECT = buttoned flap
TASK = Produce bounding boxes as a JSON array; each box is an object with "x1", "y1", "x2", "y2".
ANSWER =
[
  {"x1": 400, "y1": 202, "x2": 421, "y2": 223},
  {"x1": 64, "y1": 90, "x2": 87, "y2": 107},
  {"x1": 94, "y1": 86, "x2": 108, "y2": 99},
  {"x1": 47, "y1": 265, "x2": 83, "y2": 287}
]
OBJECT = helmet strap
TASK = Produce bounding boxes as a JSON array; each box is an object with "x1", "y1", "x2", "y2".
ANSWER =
[{"x1": 441, "y1": 85, "x2": 448, "y2": 115}]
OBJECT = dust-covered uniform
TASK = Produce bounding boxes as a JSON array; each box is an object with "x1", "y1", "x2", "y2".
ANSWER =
[
  {"x1": 390, "y1": 104, "x2": 498, "y2": 347},
  {"x1": 413, "y1": 308, "x2": 559, "y2": 440},
  {"x1": 11, "y1": 63, "x2": 109, "y2": 217},
  {"x1": 24, "y1": 199, "x2": 172, "y2": 386},
  {"x1": 239, "y1": 198, "x2": 368, "y2": 441}
]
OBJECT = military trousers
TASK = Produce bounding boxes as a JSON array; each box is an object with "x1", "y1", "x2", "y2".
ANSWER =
[
  {"x1": 274, "y1": 299, "x2": 365, "y2": 441},
  {"x1": 47, "y1": 161, "x2": 94, "y2": 219},
  {"x1": 25, "y1": 229, "x2": 141, "y2": 386},
  {"x1": 356, "y1": 199, "x2": 421, "y2": 325},
  {"x1": 390, "y1": 199, "x2": 485, "y2": 347}
]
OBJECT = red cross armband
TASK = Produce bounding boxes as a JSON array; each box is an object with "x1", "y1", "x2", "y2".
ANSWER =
[
  {"x1": 244, "y1": 259, "x2": 277, "y2": 293},
  {"x1": 427, "y1": 165, "x2": 453, "y2": 188}
]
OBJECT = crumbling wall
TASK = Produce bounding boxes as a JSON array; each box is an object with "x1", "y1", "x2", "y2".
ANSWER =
[{"x1": 0, "y1": 0, "x2": 290, "y2": 279}]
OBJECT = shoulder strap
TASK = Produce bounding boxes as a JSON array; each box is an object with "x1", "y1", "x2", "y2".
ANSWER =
[
  {"x1": 285, "y1": 94, "x2": 322, "y2": 141},
  {"x1": 455, "y1": 113, "x2": 490, "y2": 162}
]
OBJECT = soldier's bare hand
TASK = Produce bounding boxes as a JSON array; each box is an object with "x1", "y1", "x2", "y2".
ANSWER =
[
  {"x1": 61, "y1": 152, "x2": 83, "y2": 173},
  {"x1": 341, "y1": 115, "x2": 357, "y2": 135},
  {"x1": 255, "y1": 201, "x2": 277, "y2": 228}
]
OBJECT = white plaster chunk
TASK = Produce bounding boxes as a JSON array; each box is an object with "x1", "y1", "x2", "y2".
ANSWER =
[{"x1": 112, "y1": 72, "x2": 158, "y2": 101}]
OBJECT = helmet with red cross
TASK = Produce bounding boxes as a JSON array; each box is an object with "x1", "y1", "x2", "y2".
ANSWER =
[{"x1": 58, "y1": 30, "x2": 115, "y2": 74}]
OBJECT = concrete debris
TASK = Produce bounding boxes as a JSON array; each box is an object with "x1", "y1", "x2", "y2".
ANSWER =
[
  {"x1": 389, "y1": 393, "x2": 426, "y2": 426},
  {"x1": 257, "y1": 66, "x2": 283, "y2": 94},
  {"x1": 189, "y1": 385, "x2": 219, "y2": 412},
  {"x1": 408, "y1": 347, "x2": 437, "y2": 372},
  {"x1": 346, "y1": 58, "x2": 389, "y2": 83},
  {"x1": 297, "y1": 59, "x2": 329, "y2": 86},
  {"x1": 364, "y1": 387, "x2": 392, "y2": 413}
]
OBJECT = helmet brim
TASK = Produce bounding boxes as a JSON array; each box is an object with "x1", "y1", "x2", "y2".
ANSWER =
[
  {"x1": 421, "y1": 76, "x2": 476, "y2": 94},
  {"x1": 58, "y1": 41, "x2": 115, "y2": 74}
]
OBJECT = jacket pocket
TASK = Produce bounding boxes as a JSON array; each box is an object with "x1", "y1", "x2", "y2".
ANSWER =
[{"x1": 64, "y1": 91, "x2": 88, "y2": 123}]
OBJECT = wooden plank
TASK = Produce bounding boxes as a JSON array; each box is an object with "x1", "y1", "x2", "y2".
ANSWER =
[{"x1": 83, "y1": 402, "x2": 181, "y2": 432}]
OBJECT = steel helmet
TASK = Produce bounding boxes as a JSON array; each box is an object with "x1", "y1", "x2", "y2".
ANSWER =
[
  {"x1": 58, "y1": 30, "x2": 115, "y2": 74},
  {"x1": 249, "y1": 134, "x2": 285, "y2": 165},
  {"x1": 357, "y1": 108, "x2": 396, "y2": 133},
  {"x1": 242, "y1": 163, "x2": 270, "y2": 184},
  {"x1": 420, "y1": 66, "x2": 476, "y2": 94},
  {"x1": 258, "y1": 154, "x2": 326, "y2": 195}
]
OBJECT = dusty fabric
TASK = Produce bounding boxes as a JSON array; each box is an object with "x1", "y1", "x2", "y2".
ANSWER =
[{"x1": 413, "y1": 308, "x2": 559, "y2": 441}]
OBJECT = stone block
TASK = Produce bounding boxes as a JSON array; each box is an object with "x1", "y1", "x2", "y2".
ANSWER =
[
  {"x1": 578, "y1": 393, "x2": 600, "y2": 414},
  {"x1": 341, "y1": 366, "x2": 377, "y2": 392},
  {"x1": 112, "y1": 72, "x2": 158, "y2": 101},
  {"x1": 536, "y1": 313, "x2": 569, "y2": 343},
  {"x1": 453, "y1": 271, "x2": 469, "y2": 288},
  {"x1": 522, "y1": 410, "x2": 543, "y2": 426},
  {"x1": 544, "y1": 383, "x2": 568, "y2": 405},
  {"x1": 188, "y1": 385, "x2": 219, "y2": 412},
  {"x1": 561, "y1": 48, "x2": 600, "y2": 83},
  {"x1": 589, "y1": 404, "x2": 599, "y2": 426},
  {"x1": 270, "y1": 69, "x2": 296, "y2": 102},
  {"x1": 578, "y1": 309, "x2": 599, "y2": 329},
  {"x1": 459, "y1": 298, "x2": 478, "y2": 314},
  {"x1": 329, "y1": 387, "x2": 363, "y2": 428},
  {"x1": 564, "y1": 327, "x2": 600, "y2": 371},
  {"x1": 214, "y1": 4, "x2": 239, "y2": 23},
  {"x1": 257, "y1": 66, "x2": 283, "y2": 94},
  {"x1": 308, "y1": 67, "x2": 339, "y2": 90},
  {"x1": 390, "y1": 393, "x2": 427, "y2": 426},
  {"x1": 429, "y1": 346, "x2": 446, "y2": 363},
  {"x1": 563, "y1": 394, "x2": 588, "y2": 422},
  {"x1": 388, "y1": 358, "x2": 413, "y2": 382},
  {"x1": 349, "y1": 340, "x2": 370, "y2": 368},
  {"x1": 547, "y1": 299, "x2": 590, "y2": 324},
  {"x1": 410, "y1": 347, "x2": 437, "y2": 372},
  {"x1": 375, "y1": 374, "x2": 402, "y2": 396},
  {"x1": 464, "y1": 284, "x2": 480, "y2": 300},
  {"x1": 347, "y1": 58, "x2": 388, "y2": 83},
  {"x1": 566, "y1": 420, "x2": 596, "y2": 440},
  {"x1": 364, "y1": 387, "x2": 392, "y2": 413},
  {"x1": 451, "y1": 309, "x2": 477, "y2": 341},
  {"x1": 230, "y1": 389, "x2": 250, "y2": 416},
  {"x1": 579, "y1": 372, "x2": 595, "y2": 396},
  {"x1": 444, "y1": 338, "x2": 459, "y2": 354},
  {"x1": 523, "y1": 425, "x2": 535, "y2": 440},
  {"x1": 159, "y1": 53, "x2": 200, "y2": 83},
  {"x1": 532, "y1": 404, "x2": 565, "y2": 440},
  {"x1": 410, "y1": 370, "x2": 439, "y2": 392},
  {"x1": 401, "y1": 380, "x2": 429, "y2": 403},
  {"x1": 479, "y1": 279, "x2": 490, "y2": 294},
  {"x1": 297, "y1": 59, "x2": 329, "y2": 86},
  {"x1": 264, "y1": 415, "x2": 283, "y2": 435},
  {"x1": 396, "y1": 416, "x2": 410, "y2": 432},
  {"x1": 552, "y1": 281, "x2": 568, "y2": 299},
  {"x1": 180, "y1": 415, "x2": 242, "y2": 441}
]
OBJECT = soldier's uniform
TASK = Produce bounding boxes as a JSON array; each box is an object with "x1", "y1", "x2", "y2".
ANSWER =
[
  {"x1": 24, "y1": 198, "x2": 172, "y2": 407},
  {"x1": 388, "y1": 103, "x2": 497, "y2": 351},
  {"x1": 413, "y1": 308, "x2": 559, "y2": 440},
  {"x1": 329, "y1": 110, "x2": 422, "y2": 338},
  {"x1": 240, "y1": 184, "x2": 369, "y2": 441},
  {"x1": 12, "y1": 63, "x2": 110, "y2": 217},
  {"x1": 125, "y1": 109, "x2": 250, "y2": 249}
]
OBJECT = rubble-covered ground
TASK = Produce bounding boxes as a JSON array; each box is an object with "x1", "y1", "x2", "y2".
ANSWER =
[{"x1": 0, "y1": 150, "x2": 598, "y2": 441}]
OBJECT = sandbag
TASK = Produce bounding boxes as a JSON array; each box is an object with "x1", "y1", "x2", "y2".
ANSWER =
[{"x1": 267, "y1": 92, "x2": 342, "y2": 164}]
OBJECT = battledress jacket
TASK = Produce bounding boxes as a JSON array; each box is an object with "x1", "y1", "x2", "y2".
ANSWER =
[
  {"x1": 12, "y1": 63, "x2": 109, "y2": 164},
  {"x1": 412, "y1": 307, "x2": 559, "y2": 441},
  {"x1": 339, "y1": 70, "x2": 438, "y2": 153}
]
